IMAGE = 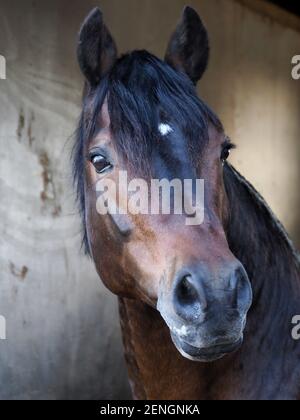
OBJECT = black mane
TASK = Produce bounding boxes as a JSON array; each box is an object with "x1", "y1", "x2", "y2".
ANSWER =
[{"x1": 73, "y1": 50, "x2": 223, "y2": 252}]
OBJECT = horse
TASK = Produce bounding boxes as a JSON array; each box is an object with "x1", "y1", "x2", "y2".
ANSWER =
[{"x1": 74, "y1": 6, "x2": 300, "y2": 400}]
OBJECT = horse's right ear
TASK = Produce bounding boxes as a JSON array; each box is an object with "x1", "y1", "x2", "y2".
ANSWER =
[{"x1": 77, "y1": 8, "x2": 117, "y2": 87}]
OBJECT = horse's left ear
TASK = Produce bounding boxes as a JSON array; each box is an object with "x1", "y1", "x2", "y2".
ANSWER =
[
  {"x1": 77, "y1": 7, "x2": 117, "y2": 87},
  {"x1": 165, "y1": 6, "x2": 209, "y2": 84}
]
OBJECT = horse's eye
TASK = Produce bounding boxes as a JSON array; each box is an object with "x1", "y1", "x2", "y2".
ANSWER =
[
  {"x1": 221, "y1": 147, "x2": 230, "y2": 162},
  {"x1": 221, "y1": 142, "x2": 236, "y2": 163},
  {"x1": 91, "y1": 154, "x2": 112, "y2": 174}
]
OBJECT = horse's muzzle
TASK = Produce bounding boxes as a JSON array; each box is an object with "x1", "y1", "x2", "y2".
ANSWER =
[{"x1": 157, "y1": 261, "x2": 252, "y2": 362}]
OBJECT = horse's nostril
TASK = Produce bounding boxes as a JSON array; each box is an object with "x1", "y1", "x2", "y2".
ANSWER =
[
  {"x1": 231, "y1": 266, "x2": 252, "y2": 310},
  {"x1": 177, "y1": 276, "x2": 198, "y2": 306},
  {"x1": 173, "y1": 274, "x2": 207, "y2": 322}
]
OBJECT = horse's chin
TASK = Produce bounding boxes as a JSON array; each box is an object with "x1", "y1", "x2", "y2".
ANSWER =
[{"x1": 171, "y1": 333, "x2": 243, "y2": 363}]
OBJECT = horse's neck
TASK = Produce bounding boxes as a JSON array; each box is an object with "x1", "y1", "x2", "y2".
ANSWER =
[
  {"x1": 224, "y1": 164, "x2": 300, "y2": 323},
  {"x1": 119, "y1": 166, "x2": 300, "y2": 400},
  {"x1": 119, "y1": 297, "x2": 209, "y2": 400}
]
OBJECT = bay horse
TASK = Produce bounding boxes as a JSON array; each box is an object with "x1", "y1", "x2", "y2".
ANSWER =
[{"x1": 74, "y1": 6, "x2": 300, "y2": 400}]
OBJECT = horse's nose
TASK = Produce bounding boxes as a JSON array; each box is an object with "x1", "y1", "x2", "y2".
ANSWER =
[{"x1": 173, "y1": 264, "x2": 252, "y2": 322}]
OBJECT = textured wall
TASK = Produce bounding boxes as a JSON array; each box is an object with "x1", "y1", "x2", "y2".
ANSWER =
[
  {"x1": 0, "y1": 0, "x2": 131, "y2": 400},
  {"x1": 0, "y1": 0, "x2": 299, "y2": 400}
]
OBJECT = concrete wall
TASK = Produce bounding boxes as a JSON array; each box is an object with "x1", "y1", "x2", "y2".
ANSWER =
[{"x1": 0, "y1": 0, "x2": 299, "y2": 400}]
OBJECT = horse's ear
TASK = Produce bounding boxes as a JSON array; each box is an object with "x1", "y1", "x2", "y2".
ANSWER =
[
  {"x1": 165, "y1": 6, "x2": 209, "y2": 84},
  {"x1": 77, "y1": 8, "x2": 117, "y2": 86}
]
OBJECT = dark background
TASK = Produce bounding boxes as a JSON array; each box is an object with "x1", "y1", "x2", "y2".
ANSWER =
[{"x1": 270, "y1": 1, "x2": 300, "y2": 16}]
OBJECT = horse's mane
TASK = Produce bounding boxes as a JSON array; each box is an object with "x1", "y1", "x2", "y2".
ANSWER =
[
  {"x1": 224, "y1": 164, "x2": 300, "y2": 295},
  {"x1": 73, "y1": 50, "x2": 222, "y2": 253}
]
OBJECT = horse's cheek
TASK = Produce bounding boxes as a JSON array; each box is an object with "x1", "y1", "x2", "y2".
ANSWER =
[{"x1": 87, "y1": 219, "x2": 136, "y2": 297}]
